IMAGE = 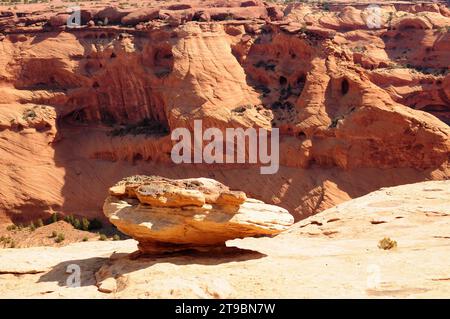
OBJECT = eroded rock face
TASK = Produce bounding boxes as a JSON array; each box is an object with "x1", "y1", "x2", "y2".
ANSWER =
[
  {"x1": 0, "y1": 0, "x2": 449, "y2": 224},
  {"x1": 103, "y1": 176, "x2": 294, "y2": 252}
]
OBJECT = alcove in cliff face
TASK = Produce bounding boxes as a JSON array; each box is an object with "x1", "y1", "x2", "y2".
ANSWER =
[{"x1": 12, "y1": 37, "x2": 171, "y2": 131}]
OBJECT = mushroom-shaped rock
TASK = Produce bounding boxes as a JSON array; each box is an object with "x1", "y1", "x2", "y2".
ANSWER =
[{"x1": 104, "y1": 176, "x2": 294, "y2": 253}]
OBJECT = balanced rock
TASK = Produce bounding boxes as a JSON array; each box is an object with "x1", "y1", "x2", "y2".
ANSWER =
[{"x1": 103, "y1": 176, "x2": 294, "y2": 253}]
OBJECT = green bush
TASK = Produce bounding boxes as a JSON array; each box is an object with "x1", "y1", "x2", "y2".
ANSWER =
[
  {"x1": 0, "y1": 236, "x2": 15, "y2": 248},
  {"x1": 55, "y1": 233, "x2": 65, "y2": 243},
  {"x1": 64, "y1": 215, "x2": 83, "y2": 230},
  {"x1": 6, "y1": 224, "x2": 17, "y2": 231},
  {"x1": 113, "y1": 234, "x2": 120, "y2": 241},
  {"x1": 51, "y1": 213, "x2": 59, "y2": 224},
  {"x1": 0, "y1": 236, "x2": 12, "y2": 247},
  {"x1": 29, "y1": 222, "x2": 36, "y2": 231},
  {"x1": 36, "y1": 219, "x2": 44, "y2": 228},
  {"x1": 378, "y1": 237, "x2": 397, "y2": 250},
  {"x1": 64, "y1": 215, "x2": 74, "y2": 225},
  {"x1": 82, "y1": 237, "x2": 88, "y2": 242},
  {"x1": 72, "y1": 218, "x2": 81, "y2": 230},
  {"x1": 81, "y1": 218, "x2": 90, "y2": 231},
  {"x1": 99, "y1": 234, "x2": 108, "y2": 241}
]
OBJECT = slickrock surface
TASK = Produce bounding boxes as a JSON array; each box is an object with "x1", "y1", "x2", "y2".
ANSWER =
[
  {"x1": 0, "y1": 180, "x2": 448, "y2": 298},
  {"x1": 0, "y1": 1, "x2": 449, "y2": 225},
  {"x1": 104, "y1": 176, "x2": 294, "y2": 252}
]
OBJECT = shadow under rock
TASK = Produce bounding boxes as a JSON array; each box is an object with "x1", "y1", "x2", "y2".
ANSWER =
[
  {"x1": 37, "y1": 245, "x2": 267, "y2": 287},
  {"x1": 37, "y1": 256, "x2": 109, "y2": 287}
]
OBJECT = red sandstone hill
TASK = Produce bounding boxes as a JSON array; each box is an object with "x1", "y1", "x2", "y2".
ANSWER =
[{"x1": 0, "y1": 0, "x2": 448, "y2": 226}]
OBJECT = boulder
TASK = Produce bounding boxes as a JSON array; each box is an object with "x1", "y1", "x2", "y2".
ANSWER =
[
  {"x1": 103, "y1": 176, "x2": 294, "y2": 253},
  {"x1": 193, "y1": 10, "x2": 211, "y2": 22},
  {"x1": 167, "y1": 4, "x2": 192, "y2": 11},
  {"x1": 49, "y1": 14, "x2": 70, "y2": 27},
  {"x1": 96, "y1": 6, "x2": 130, "y2": 24},
  {"x1": 267, "y1": 6, "x2": 284, "y2": 21},
  {"x1": 206, "y1": 7, "x2": 268, "y2": 21},
  {"x1": 121, "y1": 8, "x2": 160, "y2": 25},
  {"x1": 240, "y1": 0, "x2": 263, "y2": 7}
]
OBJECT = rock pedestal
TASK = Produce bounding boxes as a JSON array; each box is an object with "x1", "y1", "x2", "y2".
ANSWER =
[{"x1": 103, "y1": 176, "x2": 294, "y2": 253}]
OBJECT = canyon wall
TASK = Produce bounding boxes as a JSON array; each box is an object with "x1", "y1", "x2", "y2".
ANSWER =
[{"x1": 0, "y1": 0, "x2": 448, "y2": 223}]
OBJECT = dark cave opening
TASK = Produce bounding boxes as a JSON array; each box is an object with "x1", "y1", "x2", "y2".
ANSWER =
[{"x1": 341, "y1": 78, "x2": 349, "y2": 95}]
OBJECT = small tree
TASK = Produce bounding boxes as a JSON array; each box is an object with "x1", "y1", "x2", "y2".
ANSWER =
[
  {"x1": 81, "y1": 218, "x2": 90, "y2": 231},
  {"x1": 51, "y1": 213, "x2": 58, "y2": 223},
  {"x1": 64, "y1": 215, "x2": 74, "y2": 225},
  {"x1": 73, "y1": 218, "x2": 81, "y2": 230}
]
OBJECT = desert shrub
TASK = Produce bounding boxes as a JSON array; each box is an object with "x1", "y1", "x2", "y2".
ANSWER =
[
  {"x1": 99, "y1": 234, "x2": 108, "y2": 241},
  {"x1": 64, "y1": 215, "x2": 82, "y2": 230},
  {"x1": 36, "y1": 219, "x2": 44, "y2": 228},
  {"x1": 50, "y1": 213, "x2": 59, "y2": 223},
  {"x1": 82, "y1": 237, "x2": 88, "y2": 242},
  {"x1": 0, "y1": 236, "x2": 12, "y2": 247},
  {"x1": 107, "y1": 118, "x2": 169, "y2": 137},
  {"x1": 29, "y1": 222, "x2": 36, "y2": 231},
  {"x1": 50, "y1": 231, "x2": 57, "y2": 238},
  {"x1": 6, "y1": 224, "x2": 17, "y2": 231},
  {"x1": 378, "y1": 237, "x2": 397, "y2": 250},
  {"x1": 352, "y1": 46, "x2": 366, "y2": 53},
  {"x1": 81, "y1": 218, "x2": 90, "y2": 231},
  {"x1": 0, "y1": 236, "x2": 11, "y2": 247},
  {"x1": 55, "y1": 233, "x2": 65, "y2": 243},
  {"x1": 72, "y1": 218, "x2": 81, "y2": 230},
  {"x1": 113, "y1": 234, "x2": 120, "y2": 241},
  {"x1": 64, "y1": 215, "x2": 75, "y2": 225}
]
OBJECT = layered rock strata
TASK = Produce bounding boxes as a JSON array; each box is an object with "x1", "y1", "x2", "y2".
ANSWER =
[{"x1": 103, "y1": 176, "x2": 294, "y2": 253}]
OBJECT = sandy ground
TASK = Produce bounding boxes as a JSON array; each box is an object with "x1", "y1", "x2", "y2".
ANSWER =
[{"x1": 0, "y1": 180, "x2": 448, "y2": 298}]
